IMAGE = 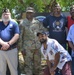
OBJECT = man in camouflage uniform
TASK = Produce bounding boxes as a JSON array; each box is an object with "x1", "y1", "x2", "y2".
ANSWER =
[{"x1": 19, "y1": 7, "x2": 47, "y2": 75}]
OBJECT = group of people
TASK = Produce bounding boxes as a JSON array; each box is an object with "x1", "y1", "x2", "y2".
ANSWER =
[
  {"x1": 0, "y1": 8, "x2": 20, "y2": 75},
  {"x1": 37, "y1": 3, "x2": 74, "y2": 75},
  {"x1": 0, "y1": 2, "x2": 74, "y2": 75}
]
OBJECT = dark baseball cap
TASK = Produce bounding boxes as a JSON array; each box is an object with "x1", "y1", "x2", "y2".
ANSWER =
[
  {"x1": 37, "y1": 32, "x2": 47, "y2": 36},
  {"x1": 2, "y1": 8, "x2": 10, "y2": 13}
]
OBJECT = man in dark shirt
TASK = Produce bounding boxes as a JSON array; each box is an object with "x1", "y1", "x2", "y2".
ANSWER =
[
  {"x1": 0, "y1": 8, "x2": 20, "y2": 75},
  {"x1": 43, "y1": 3, "x2": 67, "y2": 49}
]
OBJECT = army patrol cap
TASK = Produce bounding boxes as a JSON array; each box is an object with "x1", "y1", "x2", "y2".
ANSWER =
[
  {"x1": 26, "y1": 7, "x2": 35, "y2": 13},
  {"x1": 37, "y1": 32, "x2": 47, "y2": 37}
]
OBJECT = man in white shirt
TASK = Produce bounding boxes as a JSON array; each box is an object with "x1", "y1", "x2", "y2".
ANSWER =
[
  {"x1": 67, "y1": 24, "x2": 74, "y2": 75},
  {"x1": 37, "y1": 32, "x2": 72, "y2": 75}
]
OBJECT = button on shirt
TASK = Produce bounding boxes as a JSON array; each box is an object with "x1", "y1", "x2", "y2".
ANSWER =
[
  {"x1": 67, "y1": 24, "x2": 74, "y2": 57},
  {"x1": 41, "y1": 38, "x2": 72, "y2": 69}
]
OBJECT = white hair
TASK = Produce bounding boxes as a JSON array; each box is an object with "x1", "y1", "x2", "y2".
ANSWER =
[{"x1": 2, "y1": 13, "x2": 11, "y2": 22}]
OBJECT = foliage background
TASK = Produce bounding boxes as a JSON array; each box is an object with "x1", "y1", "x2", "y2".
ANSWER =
[
  {"x1": 0, "y1": 0, "x2": 73, "y2": 74},
  {"x1": 0, "y1": 0, "x2": 74, "y2": 19}
]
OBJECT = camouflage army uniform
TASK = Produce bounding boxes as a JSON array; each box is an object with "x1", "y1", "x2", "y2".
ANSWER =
[{"x1": 19, "y1": 18, "x2": 47, "y2": 75}]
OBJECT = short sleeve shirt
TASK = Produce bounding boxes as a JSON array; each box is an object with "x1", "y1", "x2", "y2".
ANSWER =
[
  {"x1": 67, "y1": 24, "x2": 74, "y2": 43},
  {"x1": 41, "y1": 38, "x2": 72, "y2": 69},
  {"x1": 43, "y1": 14, "x2": 67, "y2": 44},
  {"x1": 0, "y1": 20, "x2": 20, "y2": 48},
  {"x1": 67, "y1": 24, "x2": 74, "y2": 56}
]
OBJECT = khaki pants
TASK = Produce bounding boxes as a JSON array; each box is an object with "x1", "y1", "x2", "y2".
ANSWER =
[{"x1": 0, "y1": 48, "x2": 18, "y2": 75}]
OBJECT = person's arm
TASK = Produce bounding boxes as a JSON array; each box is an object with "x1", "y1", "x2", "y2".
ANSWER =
[
  {"x1": 8, "y1": 34, "x2": 19, "y2": 45},
  {"x1": 0, "y1": 38, "x2": 5, "y2": 45},
  {"x1": 46, "y1": 55, "x2": 55, "y2": 75},
  {"x1": 8, "y1": 22, "x2": 20, "y2": 45},
  {"x1": 53, "y1": 52, "x2": 60, "y2": 69},
  {"x1": 0, "y1": 38, "x2": 10, "y2": 50},
  {"x1": 46, "y1": 55, "x2": 51, "y2": 69},
  {"x1": 65, "y1": 16, "x2": 68, "y2": 35},
  {"x1": 50, "y1": 40, "x2": 60, "y2": 74},
  {"x1": 67, "y1": 25, "x2": 74, "y2": 50},
  {"x1": 68, "y1": 41, "x2": 74, "y2": 51},
  {"x1": 65, "y1": 27, "x2": 68, "y2": 35},
  {"x1": 0, "y1": 34, "x2": 19, "y2": 50},
  {"x1": 17, "y1": 23, "x2": 26, "y2": 56},
  {"x1": 49, "y1": 52, "x2": 60, "y2": 75}
]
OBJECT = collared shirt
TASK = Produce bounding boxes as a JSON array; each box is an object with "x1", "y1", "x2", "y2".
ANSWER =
[
  {"x1": 0, "y1": 20, "x2": 20, "y2": 48},
  {"x1": 67, "y1": 24, "x2": 74, "y2": 57},
  {"x1": 41, "y1": 38, "x2": 72, "y2": 69}
]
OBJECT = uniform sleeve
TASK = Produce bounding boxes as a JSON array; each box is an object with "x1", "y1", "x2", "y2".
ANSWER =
[
  {"x1": 38, "y1": 21, "x2": 48, "y2": 32},
  {"x1": 17, "y1": 23, "x2": 25, "y2": 51}
]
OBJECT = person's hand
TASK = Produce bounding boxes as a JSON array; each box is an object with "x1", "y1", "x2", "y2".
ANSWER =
[
  {"x1": 1, "y1": 42, "x2": 10, "y2": 50},
  {"x1": 50, "y1": 67, "x2": 55, "y2": 75},
  {"x1": 21, "y1": 50, "x2": 26, "y2": 56},
  {"x1": 51, "y1": 73, "x2": 55, "y2": 75}
]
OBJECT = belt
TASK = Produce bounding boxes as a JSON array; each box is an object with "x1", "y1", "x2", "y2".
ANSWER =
[
  {"x1": 0, "y1": 46, "x2": 16, "y2": 51},
  {"x1": 7, "y1": 46, "x2": 16, "y2": 51}
]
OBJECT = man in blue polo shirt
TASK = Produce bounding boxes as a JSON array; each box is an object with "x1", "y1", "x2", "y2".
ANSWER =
[{"x1": 0, "y1": 8, "x2": 20, "y2": 75}]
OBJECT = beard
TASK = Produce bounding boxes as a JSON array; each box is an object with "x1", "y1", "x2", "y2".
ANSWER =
[
  {"x1": 40, "y1": 39, "x2": 47, "y2": 44},
  {"x1": 2, "y1": 15, "x2": 11, "y2": 22}
]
